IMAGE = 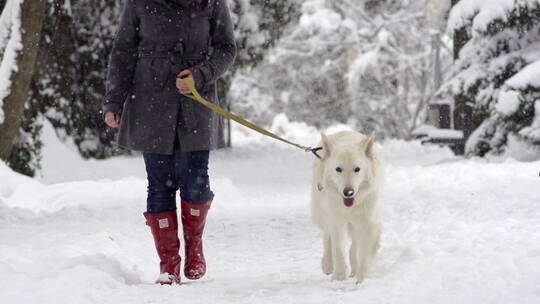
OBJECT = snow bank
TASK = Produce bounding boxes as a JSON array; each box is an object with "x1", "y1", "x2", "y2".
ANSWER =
[
  {"x1": 496, "y1": 134, "x2": 540, "y2": 161},
  {"x1": 1, "y1": 159, "x2": 146, "y2": 212},
  {"x1": 0, "y1": 160, "x2": 33, "y2": 192},
  {"x1": 1, "y1": 132, "x2": 540, "y2": 304},
  {"x1": 37, "y1": 117, "x2": 145, "y2": 183},
  {"x1": 229, "y1": 113, "x2": 353, "y2": 149},
  {"x1": 382, "y1": 138, "x2": 456, "y2": 166},
  {"x1": 222, "y1": 112, "x2": 540, "y2": 164},
  {"x1": 0, "y1": 119, "x2": 147, "y2": 212}
]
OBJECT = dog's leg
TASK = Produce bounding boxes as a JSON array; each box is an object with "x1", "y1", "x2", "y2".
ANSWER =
[
  {"x1": 330, "y1": 224, "x2": 348, "y2": 281},
  {"x1": 349, "y1": 225, "x2": 358, "y2": 278},
  {"x1": 321, "y1": 232, "x2": 333, "y2": 275},
  {"x1": 354, "y1": 222, "x2": 381, "y2": 284}
]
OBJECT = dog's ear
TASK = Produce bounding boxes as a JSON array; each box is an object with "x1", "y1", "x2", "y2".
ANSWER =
[
  {"x1": 321, "y1": 133, "x2": 331, "y2": 159},
  {"x1": 363, "y1": 132, "x2": 376, "y2": 158}
]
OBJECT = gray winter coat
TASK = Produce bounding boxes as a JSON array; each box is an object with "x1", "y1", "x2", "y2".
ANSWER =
[{"x1": 102, "y1": 0, "x2": 236, "y2": 154}]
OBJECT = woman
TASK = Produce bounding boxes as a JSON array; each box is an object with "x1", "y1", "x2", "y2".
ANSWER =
[{"x1": 102, "y1": 0, "x2": 236, "y2": 285}]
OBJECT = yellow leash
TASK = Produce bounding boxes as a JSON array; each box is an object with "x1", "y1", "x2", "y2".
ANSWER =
[{"x1": 180, "y1": 77, "x2": 322, "y2": 158}]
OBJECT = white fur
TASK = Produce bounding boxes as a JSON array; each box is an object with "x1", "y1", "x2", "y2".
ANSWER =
[{"x1": 311, "y1": 131, "x2": 385, "y2": 284}]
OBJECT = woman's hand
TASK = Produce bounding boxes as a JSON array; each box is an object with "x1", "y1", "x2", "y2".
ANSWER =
[
  {"x1": 176, "y1": 70, "x2": 195, "y2": 95},
  {"x1": 105, "y1": 111, "x2": 121, "y2": 128}
]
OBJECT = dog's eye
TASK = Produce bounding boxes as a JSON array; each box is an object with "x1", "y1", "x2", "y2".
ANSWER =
[
  {"x1": 335, "y1": 167, "x2": 342, "y2": 173},
  {"x1": 354, "y1": 167, "x2": 361, "y2": 173}
]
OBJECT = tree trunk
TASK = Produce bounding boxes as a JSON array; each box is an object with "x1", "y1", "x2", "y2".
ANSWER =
[{"x1": 0, "y1": 0, "x2": 47, "y2": 161}]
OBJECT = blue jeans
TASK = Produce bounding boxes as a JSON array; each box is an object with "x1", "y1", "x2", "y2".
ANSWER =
[{"x1": 143, "y1": 146, "x2": 214, "y2": 213}]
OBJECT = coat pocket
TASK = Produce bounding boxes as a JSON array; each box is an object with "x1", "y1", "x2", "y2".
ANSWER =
[{"x1": 180, "y1": 97, "x2": 199, "y2": 132}]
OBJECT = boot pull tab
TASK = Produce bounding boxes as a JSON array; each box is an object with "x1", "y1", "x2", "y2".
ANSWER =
[
  {"x1": 190, "y1": 208, "x2": 200, "y2": 217},
  {"x1": 158, "y1": 218, "x2": 170, "y2": 229}
]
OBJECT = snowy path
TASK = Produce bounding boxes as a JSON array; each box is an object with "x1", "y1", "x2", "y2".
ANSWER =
[{"x1": 1, "y1": 140, "x2": 539, "y2": 304}]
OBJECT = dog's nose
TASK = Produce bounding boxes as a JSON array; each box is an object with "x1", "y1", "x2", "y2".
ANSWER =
[{"x1": 343, "y1": 188, "x2": 355, "y2": 198}]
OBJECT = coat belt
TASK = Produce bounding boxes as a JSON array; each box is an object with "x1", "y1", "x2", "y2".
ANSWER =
[{"x1": 138, "y1": 51, "x2": 205, "y2": 61}]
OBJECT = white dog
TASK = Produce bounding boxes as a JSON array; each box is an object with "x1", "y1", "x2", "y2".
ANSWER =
[{"x1": 311, "y1": 131, "x2": 385, "y2": 284}]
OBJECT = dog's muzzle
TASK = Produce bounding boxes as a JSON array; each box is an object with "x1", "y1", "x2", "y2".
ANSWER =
[
  {"x1": 343, "y1": 188, "x2": 355, "y2": 207},
  {"x1": 343, "y1": 188, "x2": 354, "y2": 198}
]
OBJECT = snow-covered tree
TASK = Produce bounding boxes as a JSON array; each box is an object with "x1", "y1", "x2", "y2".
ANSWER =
[
  {"x1": 3, "y1": 0, "x2": 123, "y2": 177},
  {"x1": 212, "y1": 0, "x2": 299, "y2": 145},
  {"x1": 0, "y1": 0, "x2": 47, "y2": 175},
  {"x1": 229, "y1": 0, "x2": 299, "y2": 72},
  {"x1": 231, "y1": 0, "x2": 451, "y2": 138},
  {"x1": 445, "y1": 0, "x2": 540, "y2": 156}
]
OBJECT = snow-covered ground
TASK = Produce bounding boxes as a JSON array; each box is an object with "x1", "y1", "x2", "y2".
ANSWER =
[{"x1": 1, "y1": 121, "x2": 539, "y2": 304}]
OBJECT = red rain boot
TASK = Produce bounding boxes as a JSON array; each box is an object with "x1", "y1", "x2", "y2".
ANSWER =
[
  {"x1": 181, "y1": 200, "x2": 211, "y2": 280},
  {"x1": 144, "y1": 211, "x2": 181, "y2": 284}
]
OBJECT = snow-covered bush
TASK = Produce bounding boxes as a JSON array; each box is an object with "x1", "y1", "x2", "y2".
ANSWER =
[
  {"x1": 231, "y1": 0, "x2": 450, "y2": 138},
  {"x1": 21, "y1": 0, "x2": 122, "y2": 170},
  {"x1": 445, "y1": 0, "x2": 540, "y2": 156}
]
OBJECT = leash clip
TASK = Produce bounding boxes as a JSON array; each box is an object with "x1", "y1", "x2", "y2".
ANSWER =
[{"x1": 309, "y1": 147, "x2": 323, "y2": 160}]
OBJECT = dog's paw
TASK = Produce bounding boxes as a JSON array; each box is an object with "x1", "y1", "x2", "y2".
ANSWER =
[
  {"x1": 355, "y1": 274, "x2": 365, "y2": 285},
  {"x1": 354, "y1": 265, "x2": 369, "y2": 284},
  {"x1": 321, "y1": 257, "x2": 333, "y2": 275},
  {"x1": 331, "y1": 271, "x2": 347, "y2": 281}
]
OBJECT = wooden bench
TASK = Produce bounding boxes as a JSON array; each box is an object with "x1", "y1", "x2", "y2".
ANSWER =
[{"x1": 413, "y1": 103, "x2": 466, "y2": 154}]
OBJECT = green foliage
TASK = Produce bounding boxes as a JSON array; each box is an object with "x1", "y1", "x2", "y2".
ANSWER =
[
  {"x1": 7, "y1": 120, "x2": 42, "y2": 177},
  {"x1": 11, "y1": 0, "x2": 124, "y2": 177}
]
